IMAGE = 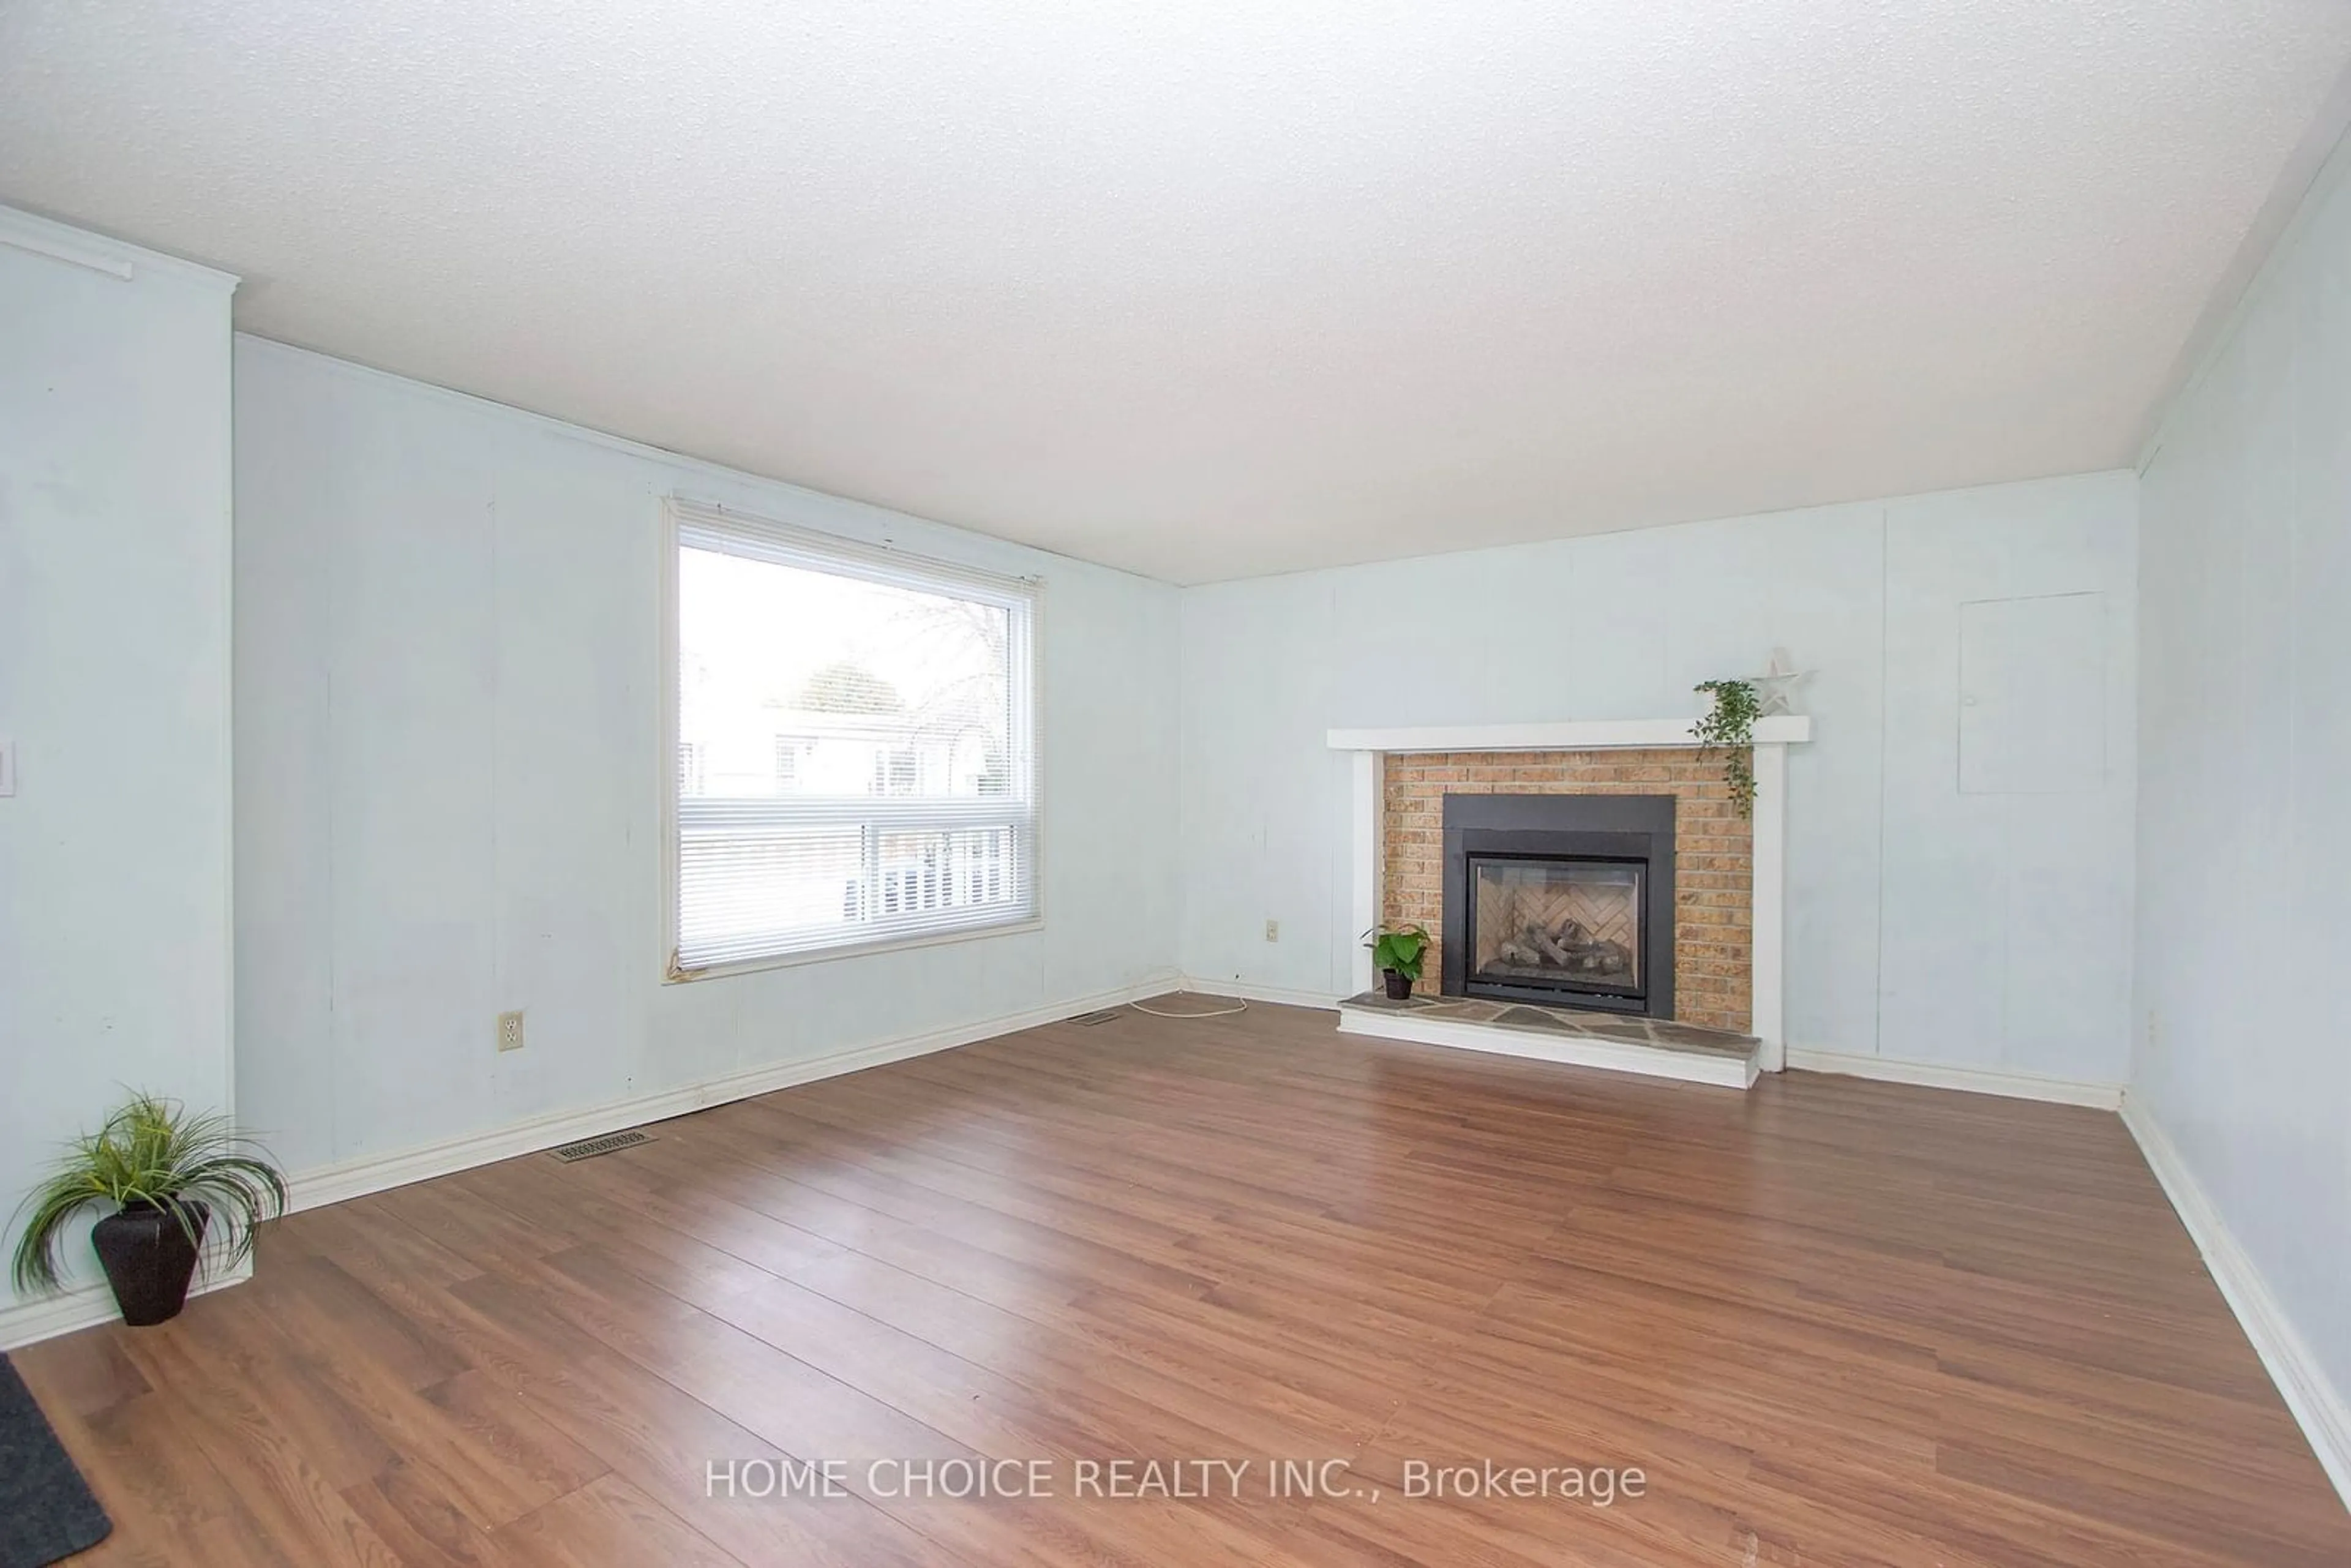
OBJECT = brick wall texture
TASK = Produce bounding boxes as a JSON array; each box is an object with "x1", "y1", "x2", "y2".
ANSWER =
[{"x1": 1380, "y1": 749, "x2": 1753, "y2": 1033}]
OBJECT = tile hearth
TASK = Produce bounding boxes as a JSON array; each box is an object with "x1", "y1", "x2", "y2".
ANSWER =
[{"x1": 1337, "y1": 989, "x2": 1761, "y2": 1089}]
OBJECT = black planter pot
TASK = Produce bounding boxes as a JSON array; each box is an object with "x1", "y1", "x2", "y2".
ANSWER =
[
  {"x1": 90, "y1": 1200, "x2": 208, "y2": 1327},
  {"x1": 1382, "y1": 969, "x2": 1414, "y2": 1000}
]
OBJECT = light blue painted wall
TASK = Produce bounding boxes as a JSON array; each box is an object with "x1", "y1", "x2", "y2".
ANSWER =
[
  {"x1": 1179, "y1": 471, "x2": 2140, "y2": 1082},
  {"x1": 232, "y1": 339, "x2": 1183, "y2": 1177},
  {"x1": 0, "y1": 215, "x2": 236, "y2": 1314},
  {"x1": 2135, "y1": 132, "x2": 2351, "y2": 1412},
  {"x1": 234, "y1": 334, "x2": 2145, "y2": 1184}
]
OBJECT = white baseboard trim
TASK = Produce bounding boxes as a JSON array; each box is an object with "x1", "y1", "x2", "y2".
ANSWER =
[
  {"x1": 2123, "y1": 1092, "x2": 2351, "y2": 1510},
  {"x1": 0, "y1": 1258, "x2": 252, "y2": 1354},
  {"x1": 1175, "y1": 975, "x2": 1344, "y2": 1009},
  {"x1": 285, "y1": 973, "x2": 1182, "y2": 1217},
  {"x1": 9, "y1": 976, "x2": 1183, "y2": 1353},
  {"x1": 1784, "y1": 1048, "x2": 2123, "y2": 1109}
]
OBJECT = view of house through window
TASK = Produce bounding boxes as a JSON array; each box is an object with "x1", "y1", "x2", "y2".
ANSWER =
[{"x1": 670, "y1": 505, "x2": 1037, "y2": 970}]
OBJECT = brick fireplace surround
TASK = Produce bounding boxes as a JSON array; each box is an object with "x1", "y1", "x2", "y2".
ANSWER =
[
  {"x1": 1330, "y1": 717, "x2": 1809, "y2": 1080},
  {"x1": 1382, "y1": 748, "x2": 1753, "y2": 1032}
]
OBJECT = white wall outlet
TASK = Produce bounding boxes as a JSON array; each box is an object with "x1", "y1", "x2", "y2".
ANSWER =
[
  {"x1": 1264, "y1": 918, "x2": 1280, "y2": 942},
  {"x1": 497, "y1": 1010, "x2": 525, "y2": 1052},
  {"x1": 0, "y1": 738, "x2": 14, "y2": 797}
]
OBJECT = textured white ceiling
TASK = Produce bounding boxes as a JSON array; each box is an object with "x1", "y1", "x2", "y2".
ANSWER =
[{"x1": 5, "y1": 4, "x2": 2349, "y2": 583}]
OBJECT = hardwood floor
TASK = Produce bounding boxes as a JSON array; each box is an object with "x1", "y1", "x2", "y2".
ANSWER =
[{"x1": 16, "y1": 998, "x2": 2347, "y2": 1566}]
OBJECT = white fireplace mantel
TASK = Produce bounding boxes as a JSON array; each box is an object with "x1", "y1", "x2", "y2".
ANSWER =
[
  {"x1": 1327, "y1": 715, "x2": 1810, "y2": 1072},
  {"x1": 1328, "y1": 716, "x2": 1811, "y2": 753}
]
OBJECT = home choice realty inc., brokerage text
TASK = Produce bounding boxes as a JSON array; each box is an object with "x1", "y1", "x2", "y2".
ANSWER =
[{"x1": 707, "y1": 1455, "x2": 1649, "y2": 1507}]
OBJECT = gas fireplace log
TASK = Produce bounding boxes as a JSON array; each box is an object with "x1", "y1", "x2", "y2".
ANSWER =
[
  {"x1": 1526, "y1": 924, "x2": 1575, "y2": 966},
  {"x1": 1490, "y1": 922, "x2": 1635, "y2": 978},
  {"x1": 1572, "y1": 940, "x2": 1632, "y2": 976}
]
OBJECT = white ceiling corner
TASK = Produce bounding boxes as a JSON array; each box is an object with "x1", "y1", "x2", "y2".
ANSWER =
[{"x1": 4, "y1": 2, "x2": 2349, "y2": 583}]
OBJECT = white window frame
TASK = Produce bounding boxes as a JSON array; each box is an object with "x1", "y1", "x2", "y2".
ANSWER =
[{"x1": 661, "y1": 497, "x2": 1043, "y2": 980}]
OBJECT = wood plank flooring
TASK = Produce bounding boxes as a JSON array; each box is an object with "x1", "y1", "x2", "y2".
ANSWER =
[{"x1": 16, "y1": 998, "x2": 2347, "y2": 1566}]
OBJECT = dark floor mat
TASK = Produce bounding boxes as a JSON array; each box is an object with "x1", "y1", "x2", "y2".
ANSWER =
[{"x1": 0, "y1": 1352, "x2": 111, "y2": 1566}]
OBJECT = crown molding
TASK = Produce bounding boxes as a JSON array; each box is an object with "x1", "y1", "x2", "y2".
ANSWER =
[{"x1": 0, "y1": 205, "x2": 239, "y2": 293}]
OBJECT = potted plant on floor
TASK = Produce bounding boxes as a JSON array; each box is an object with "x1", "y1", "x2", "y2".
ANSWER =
[
  {"x1": 1366, "y1": 923, "x2": 1431, "y2": 1000},
  {"x1": 10, "y1": 1093, "x2": 288, "y2": 1327}
]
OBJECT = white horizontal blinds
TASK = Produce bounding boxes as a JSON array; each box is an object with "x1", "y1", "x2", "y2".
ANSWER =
[{"x1": 673, "y1": 504, "x2": 1038, "y2": 969}]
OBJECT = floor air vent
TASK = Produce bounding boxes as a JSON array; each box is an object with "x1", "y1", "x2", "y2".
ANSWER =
[
  {"x1": 549, "y1": 1129, "x2": 654, "y2": 1163},
  {"x1": 1067, "y1": 1008, "x2": 1124, "y2": 1026}
]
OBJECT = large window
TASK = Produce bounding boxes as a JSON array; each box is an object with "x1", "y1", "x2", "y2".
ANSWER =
[{"x1": 666, "y1": 500, "x2": 1039, "y2": 973}]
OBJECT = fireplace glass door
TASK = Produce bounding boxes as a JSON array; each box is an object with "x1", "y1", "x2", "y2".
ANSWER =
[{"x1": 1466, "y1": 855, "x2": 1644, "y2": 1000}]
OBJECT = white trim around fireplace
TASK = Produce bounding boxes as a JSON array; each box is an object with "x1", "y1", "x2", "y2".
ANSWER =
[
  {"x1": 1329, "y1": 715, "x2": 1810, "y2": 1071},
  {"x1": 1327, "y1": 717, "x2": 1812, "y2": 753}
]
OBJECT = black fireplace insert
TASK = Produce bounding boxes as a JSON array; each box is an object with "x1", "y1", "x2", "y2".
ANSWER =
[{"x1": 1440, "y1": 793, "x2": 1676, "y2": 1016}]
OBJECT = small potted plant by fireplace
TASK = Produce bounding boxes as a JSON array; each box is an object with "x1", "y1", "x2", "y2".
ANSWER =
[
  {"x1": 1366, "y1": 923, "x2": 1431, "y2": 1000},
  {"x1": 10, "y1": 1092, "x2": 288, "y2": 1327}
]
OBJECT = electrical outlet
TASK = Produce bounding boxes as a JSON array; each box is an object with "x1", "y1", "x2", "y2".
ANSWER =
[
  {"x1": 1264, "y1": 918, "x2": 1280, "y2": 943},
  {"x1": 497, "y1": 1010, "x2": 525, "y2": 1052}
]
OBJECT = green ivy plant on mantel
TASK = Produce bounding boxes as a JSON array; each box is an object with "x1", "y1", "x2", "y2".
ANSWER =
[{"x1": 1692, "y1": 678, "x2": 1761, "y2": 818}]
